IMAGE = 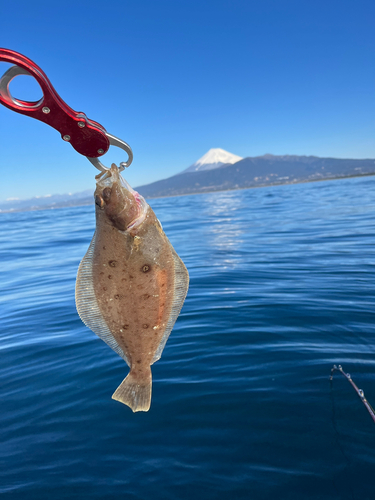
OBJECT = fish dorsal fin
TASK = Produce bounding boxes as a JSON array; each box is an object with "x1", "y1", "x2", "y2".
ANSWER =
[
  {"x1": 152, "y1": 247, "x2": 189, "y2": 364},
  {"x1": 75, "y1": 232, "x2": 130, "y2": 366}
]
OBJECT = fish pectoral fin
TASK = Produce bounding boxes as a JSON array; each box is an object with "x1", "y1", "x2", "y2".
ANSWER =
[{"x1": 112, "y1": 367, "x2": 152, "y2": 412}]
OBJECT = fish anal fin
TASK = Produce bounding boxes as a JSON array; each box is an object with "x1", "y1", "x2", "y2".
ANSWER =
[{"x1": 112, "y1": 367, "x2": 152, "y2": 412}]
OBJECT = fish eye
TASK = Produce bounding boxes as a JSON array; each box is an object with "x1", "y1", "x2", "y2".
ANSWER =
[
  {"x1": 102, "y1": 187, "x2": 112, "y2": 202},
  {"x1": 95, "y1": 195, "x2": 105, "y2": 208}
]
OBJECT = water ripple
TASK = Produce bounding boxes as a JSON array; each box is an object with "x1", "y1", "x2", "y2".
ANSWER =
[{"x1": 1, "y1": 176, "x2": 375, "y2": 499}]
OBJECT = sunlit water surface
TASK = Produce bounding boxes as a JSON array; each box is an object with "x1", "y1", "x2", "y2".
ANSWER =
[{"x1": 1, "y1": 176, "x2": 375, "y2": 499}]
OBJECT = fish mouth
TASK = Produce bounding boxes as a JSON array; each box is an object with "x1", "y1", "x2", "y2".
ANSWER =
[
  {"x1": 118, "y1": 171, "x2": 148, "y2": 230},
  {"x1": 96, "y1": 164, "x2": 148, "y2": 230}
]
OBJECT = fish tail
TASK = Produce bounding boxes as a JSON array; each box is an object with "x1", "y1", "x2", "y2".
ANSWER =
[{"x1": 112, "y1": 367, "x2": 152, "y2": 412}]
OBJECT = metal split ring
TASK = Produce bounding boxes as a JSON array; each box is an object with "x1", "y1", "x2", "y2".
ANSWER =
[{"x1": 87, "y1": 133, "x2": 133, "y2": 173}]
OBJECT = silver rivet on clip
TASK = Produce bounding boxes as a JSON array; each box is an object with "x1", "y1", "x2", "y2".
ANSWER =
[
  {"x1": 63, "y1": 135, "x2": 71, "y2": 141},
  {"x1": 42, "y1": 107, "x2": 50, "y2": 114},
  {"x1": 78, "y1": 122, "x2": 85, "y2": 128},
  {"x1": 97, "y1": 148, "x2": 104, "y2": 155}
]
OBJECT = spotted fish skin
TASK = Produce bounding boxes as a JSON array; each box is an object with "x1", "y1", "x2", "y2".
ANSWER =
[{"x1": 75, "y1": 165, "x2": 189, "y2": 412}]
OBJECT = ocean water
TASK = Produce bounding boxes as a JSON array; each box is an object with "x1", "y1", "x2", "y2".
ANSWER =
[{"x1": 1, "y1": 176, "x2": 375, "y2": 499}]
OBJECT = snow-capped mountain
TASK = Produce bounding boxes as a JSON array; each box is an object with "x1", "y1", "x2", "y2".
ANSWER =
[
  {"x1": 182, "y1": 148, "x2": 243, "y2": 173},
  {"x1": 136, "y1": 155, "x2": 375, "y2": 198}
]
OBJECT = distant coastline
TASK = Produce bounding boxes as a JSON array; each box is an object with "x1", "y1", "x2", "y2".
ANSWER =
[
  {"x1": 2, "y1": 151, "x2": 375, "y2": 213},
  {"x1": 140, "y1": 172, "x2": 375, "y2": 200},
  {"x1": 1, "y1": 171, "x2": 374, "y2": 214}
]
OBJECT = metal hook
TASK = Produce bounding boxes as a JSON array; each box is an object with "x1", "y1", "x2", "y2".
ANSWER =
[{"x1": 86, "y1": 132, "x2": 133, "y2": 173}]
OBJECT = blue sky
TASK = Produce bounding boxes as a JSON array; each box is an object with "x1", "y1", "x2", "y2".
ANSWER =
[{"x1": 1, "y1": 0, "x2": 375, "y2": 201}]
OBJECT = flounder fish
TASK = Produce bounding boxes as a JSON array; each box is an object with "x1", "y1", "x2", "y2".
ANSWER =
[{"x1": 75, "y1": 164, "x2": 189, "y2": 412}]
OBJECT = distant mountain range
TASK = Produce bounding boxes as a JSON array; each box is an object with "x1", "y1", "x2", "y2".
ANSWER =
[
  {"x1": 136, "y1": 151, "x2": 375, "y2": 198},
  {"x1": 0, "y1": 189, "x2": 94, "y2": 213},
  {"x1": 1, "y1": 149, "x2": 375, "y2": 213}
]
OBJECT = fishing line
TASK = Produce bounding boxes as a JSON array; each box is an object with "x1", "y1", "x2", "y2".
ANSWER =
[
  {"x1": 328, "y1": 364, "x2": 375, "y2": 499},
  {"x1": 329, "y1": 375, "x2": 355, "y2": 500},
  {"x1": 330, "y1": 364, "x2": 375, "y2": 423}
]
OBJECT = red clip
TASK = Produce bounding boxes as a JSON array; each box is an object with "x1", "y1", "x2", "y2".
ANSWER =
[{"x1": 0, "y1": 48, "x2": 109, "y2": 158}]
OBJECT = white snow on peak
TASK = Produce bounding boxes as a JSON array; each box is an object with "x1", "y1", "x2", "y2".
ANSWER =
[
  {"x1": 183, "y1": 148, "x2": 243, "y2": 173},
  {"x1": 194, "y1": 148, "x2": 243, "y2": 168}
]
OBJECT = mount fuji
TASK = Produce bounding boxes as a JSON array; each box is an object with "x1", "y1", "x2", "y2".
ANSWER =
[{"x1": 182, "y1": 148, "x2": 243, "y2": 173}]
